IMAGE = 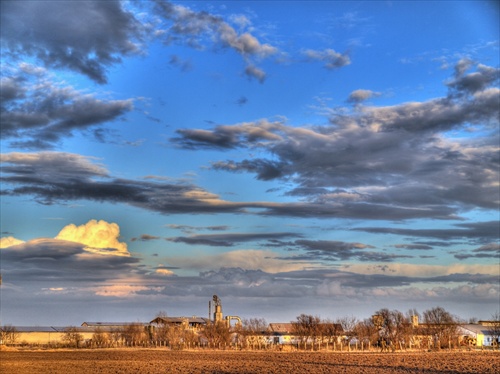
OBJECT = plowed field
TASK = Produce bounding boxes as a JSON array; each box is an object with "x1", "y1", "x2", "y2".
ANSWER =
[{"x1": 1, "y1": 349, "x2": 498, "y2": 373}]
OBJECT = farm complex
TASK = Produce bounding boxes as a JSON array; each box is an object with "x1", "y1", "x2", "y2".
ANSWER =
[{"x1": 1, "y1": 295, "x2": 499, "y2": 351}]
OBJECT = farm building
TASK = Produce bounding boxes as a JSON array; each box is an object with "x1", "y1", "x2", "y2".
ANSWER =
[
  {"x1": 268, "y1": 322, "x2": 344, "y2": 345},
  {"x1": 1, "y1": 326, "x2": 93, "y2": 345},
  {"x1": 268, "y1": 323, "x2": 295, "y2": 344},
  {"x1": 81, "y1": 322, "x2": 148, "y2": 328},
  {"x1": 150, "y1": 316, "x2": 208, "y2": 331},
  {"x1": 459, "y1": 324, "x2": 499, "y2": 347}
]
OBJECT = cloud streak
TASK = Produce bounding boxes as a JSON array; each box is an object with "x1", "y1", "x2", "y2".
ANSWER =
[
  {"x1": 1, "y1": 64, "x2": 133, "y2": 149},
  {"x1": 167, "y1": 232, "x2": 302, "y2": 247}
]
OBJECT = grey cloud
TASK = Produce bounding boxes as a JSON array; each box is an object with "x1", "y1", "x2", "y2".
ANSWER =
[
  {"x1": 196, "y1": 267, "x2": 316, "y2": 298},
  {"x1": 244, "y1": 64, "x2": 266, "y2": 83},
  {"x1": 236, "y1": 96, "x2": 248, "y2": 106},
  {"x1": 169, "y1": 55, "x2": 193, "y2": 72},
  {"x1": 0, "y1": 77, "x2": 26, "y2": 101},
  {"x1": 131, "y1": 234, "x2": 161, "y2": 242},
  {"x1": 454, "y1": 58, "x2": 474, "y2": 77},
  {"x1": 0, "y1": 151, "x2": 248, "y2": 214},
  {"x1": 1, "y1": 239, "x2": 140, "y2": 284},
  {"x1": 168, "y1": 236, "x2": 233, "y2": 247},
  {"x1": 166, "y1": 224, "x2": 231, "y2": 234},
  {"x1": 152, "y1": 0, "x2": 277, "y2": 81},
  {"x1": 347, "y1": 89, "x2": 380, "y2": 103},
  {"x1": 1, "y1": 151, "x2": 109, "y2": 180},
  {"x1": 263, "y1": 239, "x2": 298, "y2": 249},
  {"x1": 171, "y1": 61, "x2": 499, "y2": 222},
  {"x1": 295, "y1": 239, "x2": 374, "y2": 252},
  {"x1": 167, "y1": 232, "x2": 302, "y2": 247},
  {"x1": 394, "y1": 244, "x2": 434, "y2": 250},
  {"x1": 286, "y1": 239, "x2": 413, "y2": 263},
  {"x1": 425, "y1": 273, "x2": 498, "y2": 284},
  {"x1": 172, "y1": 119, "x2": 285, "y2": 150},
  {"x1": 153, "y1": 1, "x2": 277, "y2": 57},
  {"x1": 447, "y1": 60, "x2": 500, "y2": 94},
  {"x1": 1, "y1": 67, "x2": 133, "y2": 148},
  {"x1": 212, "y1": 159, "x2": 287, "y2": 180},
  {"x1": 353, "y1": 221, "x2": 499, "y2": 243},
  {"x1": 257, "y1": 201, "x2": 459, "y2": 221},
  {"x1": 454, "y1": 243, "x2": 500, "y2": 260},
  {"x1": 0, "y1": 148, "x2": 494, "y2": 222},
  {"x1": 414, "y1": 241, "x2": 455, "y2": 248},
  {"x1": 1, "y1": 173, "x2": 247, "y2": 214},
  {"x1": 189, "y1": 267, "x2": 498, "y2": 298},
  {"x1": 173, "y1": 128, "x2": 240, "y2": 149},
  {"x1": 303, "y1": 48, "x2": 351, "y2": 70},
  {"x1": 360, "y1": 90, "x2": 499, "y2": 133},
  {"x1": 0, "y1": 1, "x2": 145, "y2": 84}
]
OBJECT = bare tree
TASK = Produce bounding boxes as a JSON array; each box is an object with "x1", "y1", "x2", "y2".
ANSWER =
[
  {"x1": 121, "y1": 323, "x2": 147, "y2": 346},
  {"x1": 201, "y1": 321, "x2": 231, "y2": 347},
  {"x1": 355, "y1": 318, "x2": 378, "y2": 348},
  {"x1": 181, "y1": 329, "x2": 199, "y2": 347},
  {"x1": 337, "y1": 315, "x2": 359, "y2": 347},
  {"x1": 238, "y1": 318, "x2": 268, "y2": 348},
  {"x1": 92, "y1": 327, "x2": 110, "y2": 347},
  {"x1": 322, "y1": 318, "x2": 344, "y2": 345},
  {"x1": 372, "y1": 308, "x2": 411, "y2": 351},
  {"x1": 291, "y1": 314, "x2": 321, "y2": 346},
  {"x1": 1, "y1": 325, "x2": 19, "y2": 345},
  {"x1": 422, "y1": 306, "x2": 458, "y2": 349},
  {"x1": 487, "y1": 311, "x2": 500, "y2": 348},
  {"x1": 63, "y1": 327, "x2": 84, "y2": 348},
  {"x1": 165, "y1": 324, "x2": 184, "y2": 349},
  {"x1": 152, "y1": 321, "x2": 170, "y2": 345},
  {"x1": 109, "y1": 327, "x2": 123, "y2": 347}
]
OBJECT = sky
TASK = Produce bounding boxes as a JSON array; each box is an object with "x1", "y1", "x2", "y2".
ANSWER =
[{"x1": 0, "y1": 0, "x2": 499, "y2": 326}]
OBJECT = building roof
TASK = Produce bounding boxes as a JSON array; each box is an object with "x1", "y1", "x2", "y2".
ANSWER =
[
  {"x1": 1, "y1": 325, "x2": 132, "y2": 333},
  {"x1": 459, "y1": 324, "x2": 493, "y2": 336},
  {"x1": 81, "y1": 322, "x2": 147, "y2": 327},
  {"x1": 269, "y1": 323, "x2": 294, "y2": 334},
  {"x1": 150, "y1": 316, "x2": 208, "y2": 325},
  {"x1": 478, "y1": 320, "x2": 500, "y2": 327},
  {"x1": 1, "y1": 326, "x2": 66, "y2": 333}
]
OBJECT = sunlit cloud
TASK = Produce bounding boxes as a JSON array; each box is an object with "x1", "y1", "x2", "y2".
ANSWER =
[
  {"x1": 56, "y1": 219, "x2": 129, "y2": 256},
  {"x1": 165, "y1": 249, "x2": 321, "y2": 273},
  {"x1": 93, "y1": 284, "x2": 162, "y2": 297},
  {"x1": 0, "y1": 236, "x2": 25, "y2": 248}
]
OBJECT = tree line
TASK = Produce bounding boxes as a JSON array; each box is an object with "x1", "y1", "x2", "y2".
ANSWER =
[
  {"x1": 289, "y1": 307, "x2": 470, "y2": 350},
  {"x1": 2, "y1": 307, "x2": 499, "y2": 350}
]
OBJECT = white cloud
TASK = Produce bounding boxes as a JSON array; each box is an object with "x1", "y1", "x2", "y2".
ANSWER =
[{"x1": 56, "y1": 219, "x2": 129, "y2": 256}]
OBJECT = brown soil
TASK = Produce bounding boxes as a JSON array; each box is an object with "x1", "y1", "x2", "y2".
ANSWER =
[{"x1": 0, "y1": 349, "x2": 498, "y2": 373}]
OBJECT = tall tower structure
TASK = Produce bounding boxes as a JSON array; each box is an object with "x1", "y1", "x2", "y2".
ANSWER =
[{"x1": 213, "y1": 295, "x2": 223, "y2": 323}]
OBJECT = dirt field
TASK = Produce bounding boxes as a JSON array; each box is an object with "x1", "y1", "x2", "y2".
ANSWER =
[{"x1": 1, "y1": 349, "x2": 498, "y2": 373}]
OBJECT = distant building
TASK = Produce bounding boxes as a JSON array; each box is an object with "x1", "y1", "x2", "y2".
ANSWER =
[
  {"x1": 459, "y1": 323, "x2": 499, "y2": 347},
  {"x1": 268, "y1": 323, "x2": 295, "y2": 344},
  {"x1": 81, "y1": 322, "x2": 147, "y2": 328},
  {"x1": 149, "y1": 316, "x2": 208, "y2": 331}
]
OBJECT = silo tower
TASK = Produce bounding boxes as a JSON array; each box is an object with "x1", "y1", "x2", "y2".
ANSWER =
[{"x1": 213, "y1": 294, "x2": 223, "y2": 323}]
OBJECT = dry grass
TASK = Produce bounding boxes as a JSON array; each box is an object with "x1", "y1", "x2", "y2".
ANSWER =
[{"x1": 1, "y1": 349, "x2": 498, "y2": 373}]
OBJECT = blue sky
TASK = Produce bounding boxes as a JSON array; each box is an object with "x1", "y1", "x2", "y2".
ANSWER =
[{"x1": 1, "y1": 1, "x2": 499, "y2": 326}]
